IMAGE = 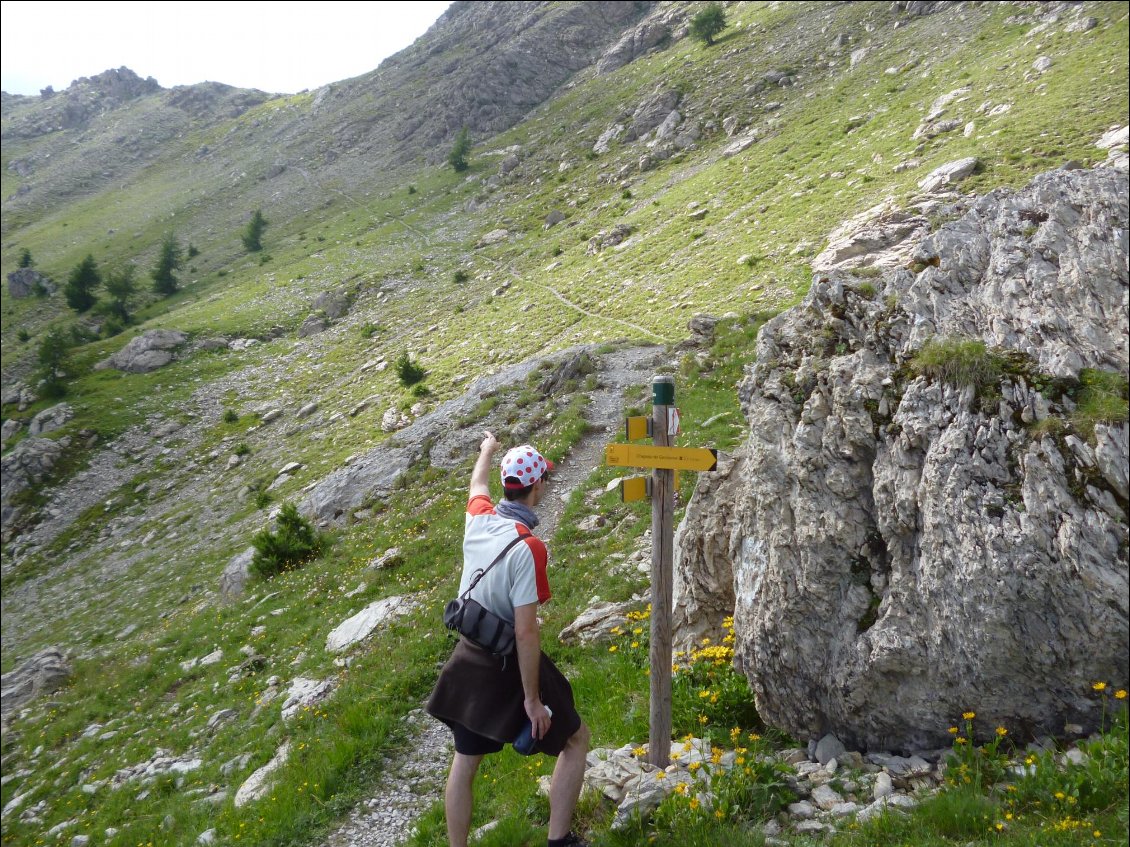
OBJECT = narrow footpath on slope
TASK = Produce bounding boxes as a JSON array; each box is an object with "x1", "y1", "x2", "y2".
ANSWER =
[{"x1": 317, "y1": 344, "x2": 664, "y2": 847}]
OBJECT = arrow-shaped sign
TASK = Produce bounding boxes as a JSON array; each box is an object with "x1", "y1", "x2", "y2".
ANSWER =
[{"x1": 605, "y1": 443, "x2": 718, "y2": 472}]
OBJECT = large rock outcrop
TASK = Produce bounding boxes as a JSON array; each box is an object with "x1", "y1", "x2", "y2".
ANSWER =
[{"x1": 674, "y1": 165, "x2": 1129, "y2": 753}]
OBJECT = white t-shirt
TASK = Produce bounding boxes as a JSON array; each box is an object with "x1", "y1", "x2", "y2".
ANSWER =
[{"x1": 460, "y1": 495, "x2": 550, "y2": 624}]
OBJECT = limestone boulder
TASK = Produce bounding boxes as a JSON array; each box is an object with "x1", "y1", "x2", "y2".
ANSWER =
[
  {"x1": 98, "y1": 329, "x2": 188, "y2": 373},
  {"x1": 325, "y1": 595, "x2": 418, "y2": 653},
  {"x1": 28, "y1": 402, "x2": 73, "y2": 436},
  {"x1": 674, "y1": 166, "x2": 1129, "y2": 752},
  {"x1": 1, "y1": 647, "x2": 71, "y2": 716}
]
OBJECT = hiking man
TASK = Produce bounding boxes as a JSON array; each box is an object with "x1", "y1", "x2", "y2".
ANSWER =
[{"x1": 427, "y1": 432, "x2": 591, "y2": 847}]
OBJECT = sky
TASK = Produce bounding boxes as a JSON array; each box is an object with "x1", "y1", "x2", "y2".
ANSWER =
[{"x1": 0, "y1": 1, "x2": 452, "y2": 96}]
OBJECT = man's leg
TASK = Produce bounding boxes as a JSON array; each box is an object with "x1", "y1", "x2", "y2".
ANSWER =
[
  {"x1": 547, "y1": 722, "x2": 591, "y2": 840},
  {"x1": 446, "y1": 752, "x2": 484, "y2": 847}
]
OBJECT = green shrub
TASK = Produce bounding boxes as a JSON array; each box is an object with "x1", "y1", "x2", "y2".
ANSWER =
[
  {"x1": 689, "y1": 2, "x2": 727, "y2": 46},
  {"x1": 395, "y1": 351, "x2": 427, "y2": 387},
  {"x1": 17, "y1": 329, "x2": 30, "y2": 343},
  {"x1": 222, "y1": 409, "x2": 239, "y2": 423},
  {"x1": 452, "y1": 269, "x2": 470, "y2": 284},
  {"x1": 448, "y1": 126, "x2": 471, "y2": 172},
  {"x1": 234, "y1": 442, "x2": 251, "y2": 457},
  {"x1": 1071, "y1": 368, "x2": 1129, "y2": 442},
  {"x1": 242, "y1": 209, "x2": 269, "y2": 253},
  {"x1": 18, "y1": 248, "x2": 33, "y2": 268},
  {"x1": 250, "y1": 502, "x2": 323, "y2": 579},
  {"x1": 910, "y1": 338, "x2": 1004, "y2": 396}
]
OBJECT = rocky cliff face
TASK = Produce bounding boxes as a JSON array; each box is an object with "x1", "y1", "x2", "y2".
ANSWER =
[{"x1": 674, "y1": 163, "x2": 1129, "y2": 753}]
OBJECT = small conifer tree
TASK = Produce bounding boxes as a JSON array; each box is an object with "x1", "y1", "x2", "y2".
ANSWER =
[
  {"x1": 18, "y1": 248, "x2": 33, "y2": 268},
  {"x1": 36, "y1": 327, "x2": 72, "y2": 397},
  {"x1": 448, "y1": 127, "x2": 472, "y2": 172},
  {"x1": 250, "y1": 502, "x2": 323, "y2": 579},
  {"x1": 103, "y1": 265, "x2": 137, "y2": 323},
  {"x1": 395, "y1": 351, "x2": 427, "y2": 387},
  {"x1": 242, "y1": 209, "x2": 269, "y2": 252},
  {"x1": 64, "y1": 254, "x2": 101, "y2": 313},
  {"x1": 151, "y1": 233, "x2": 183, "y2": 296}
]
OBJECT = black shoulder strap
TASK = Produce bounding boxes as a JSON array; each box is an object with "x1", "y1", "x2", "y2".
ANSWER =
[{"x1": 461, "y1": 535, "x2": 526, "y2": 599}]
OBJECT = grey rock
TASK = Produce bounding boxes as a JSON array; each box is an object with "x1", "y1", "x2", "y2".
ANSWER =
[
  {"x1": 1066, "y1": 16, "x2": 1098, "y2": 33},
  {"x1": 787, "y1": 800, "x2": 816, "y2": 819},
  {"x1": 917, "y1": 157, "x2": 978, "y2": 192},
  {"x1": 873, "y1": 771, "x2": 894, "y2": 799},
  {"x1": 98, "y1": 330, "x2": 187, "y2": 374},
  {"x1": 813, "y1": 198, "x2": 931, "y2": 273},
  {"x1": 598, "y1": 20, "x2": 668, "y2": 74},
  {"x1": 1, "y1": 647, "x2": 71, "y2": 716},
  {"x1": 234, "y1": 743, "x2": 290, "y2": 807},
  {"x1": 325, "y1": 595, "x2": 419, "y2": 653},
  {"x1": 6, "y1": 268, "x2": 52, "y2": 298},
  {"x1": 367, "y1": 547, "x2": 404, "y2": 570},
  {"x1": 627, "y1": 88, "x2": 680, "y2": 141},
  {"x1": 2, "y1": 436, "x2": 68, "y2": 536},
  {"x1": 1, "y1": 419, "x2": 22, "y2": 448},
  {"x1": 593, "y1": 123, "x2": 624, "y2": 155},
  {"x1": 810, "y1": 783, "x2": 844, "y2": 810},
  {"x1": 673, "y1": 167, "x2": 1129, "y2": 752},
  {"x1": 723, "y1": 133, "x2": 758, "y2": 157},
  {"x1": 815, "y1": 733, "x2": 847, "y2": 766},
  {"x1": 1032, "y1": 56, "x2": 1053, "y2": 73},
  {"x1": 312, "y1": 287, "x2": 351, "y2": 319},
  {"x1": 558, "y1": 598, "x2": 639, "y2": 646},
  {"x1": 219, "y1": 548, "x2": 255, "y2": 598},
  {"x1": 298, "y1": 314, "x2": 328, "y2": 338}
]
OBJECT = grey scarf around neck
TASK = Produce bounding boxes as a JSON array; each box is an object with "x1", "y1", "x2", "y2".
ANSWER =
[{"x1": 495, "y1": 499, "x2": 540, "y2": 530}]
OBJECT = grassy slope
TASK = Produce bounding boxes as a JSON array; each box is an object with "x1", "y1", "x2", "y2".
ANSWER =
[{"x1": 1, "y1": 2, "x2": 1127, "y2": 846}]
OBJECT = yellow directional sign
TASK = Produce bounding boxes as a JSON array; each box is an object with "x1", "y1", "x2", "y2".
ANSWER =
[
  {"x1": 625, "y1": 416, "x2": 651, "y2": 441},
  {"x1": 605, "y1": 443, "x2": 718, "y2": 472},
  {"x1": 620, "y1": 476, "x2": 650, "y2": 502}
]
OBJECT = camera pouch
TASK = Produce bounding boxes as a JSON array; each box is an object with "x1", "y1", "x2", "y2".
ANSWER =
[
  {"x1": 442, "y1": 535, "x2": 524, "y2": 656},
  {"x1": 444, "y1": 597, "x2": 517, "y2": 656}
]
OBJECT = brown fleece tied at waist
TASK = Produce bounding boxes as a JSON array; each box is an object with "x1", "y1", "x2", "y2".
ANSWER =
[{"x1": 426, "y1": 639, "x2": 580, "y2": 756}]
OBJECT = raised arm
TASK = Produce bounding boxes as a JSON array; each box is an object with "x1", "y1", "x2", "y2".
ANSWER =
[{"x1": 469, "y1": 431, "x2": 499, "y2": 499}]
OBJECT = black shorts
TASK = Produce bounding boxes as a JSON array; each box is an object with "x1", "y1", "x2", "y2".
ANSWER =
[{"x1": 450, "y1": 721, "x2": 505, "y2": 756}]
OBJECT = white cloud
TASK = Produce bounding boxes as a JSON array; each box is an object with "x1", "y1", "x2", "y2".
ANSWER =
[{"x1": 0, "y1": 0, "x2": 452, "y2": 95}]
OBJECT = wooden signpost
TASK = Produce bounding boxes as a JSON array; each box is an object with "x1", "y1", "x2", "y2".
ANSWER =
[{"x1": 604, "y1": 376, "x2": 716, "y2": 769}]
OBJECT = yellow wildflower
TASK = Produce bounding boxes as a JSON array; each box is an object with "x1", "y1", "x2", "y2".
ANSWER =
[
  {"x1": 948, "y1": 726, "x2": 959, "y2": 735},
  {"x1": 688, "y1": 761, "x2": 701, "y2": 772},
  {"x1": 655, "y1": 771, "x2": 666, "y2": 780},
  {"x1": 996, "y1": 726, "x2": 1008, "y2": 737},
  {"x1": 1116, "y1": 689, "x2": 1128, "y2": 700},
  {"x1": 609, "y1": 645, "x2": 618, "y2": 652},
  {"x1": 689, "y1": 797, "x2": 699, "y2": 810},
  {"x1": 962, "y1": 711, "x2": 976, "y2": 720},
  {"x1": 1093, "y1": 681, "x2": 1107, "y2": 692}
]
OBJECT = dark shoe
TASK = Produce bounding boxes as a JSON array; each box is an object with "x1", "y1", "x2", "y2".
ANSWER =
[{"x1": 549, "y1": 834, "x2": 589, "y2": 847}]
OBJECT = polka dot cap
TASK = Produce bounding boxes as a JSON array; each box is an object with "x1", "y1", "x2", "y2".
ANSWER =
[{"x1": 500, "y1": 445, "x2": 554, "y2": 489}]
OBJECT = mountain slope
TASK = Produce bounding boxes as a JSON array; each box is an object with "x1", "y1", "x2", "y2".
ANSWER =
[{"x1": 0, "y1": 2, "x2": 1127, "y2": 846}]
